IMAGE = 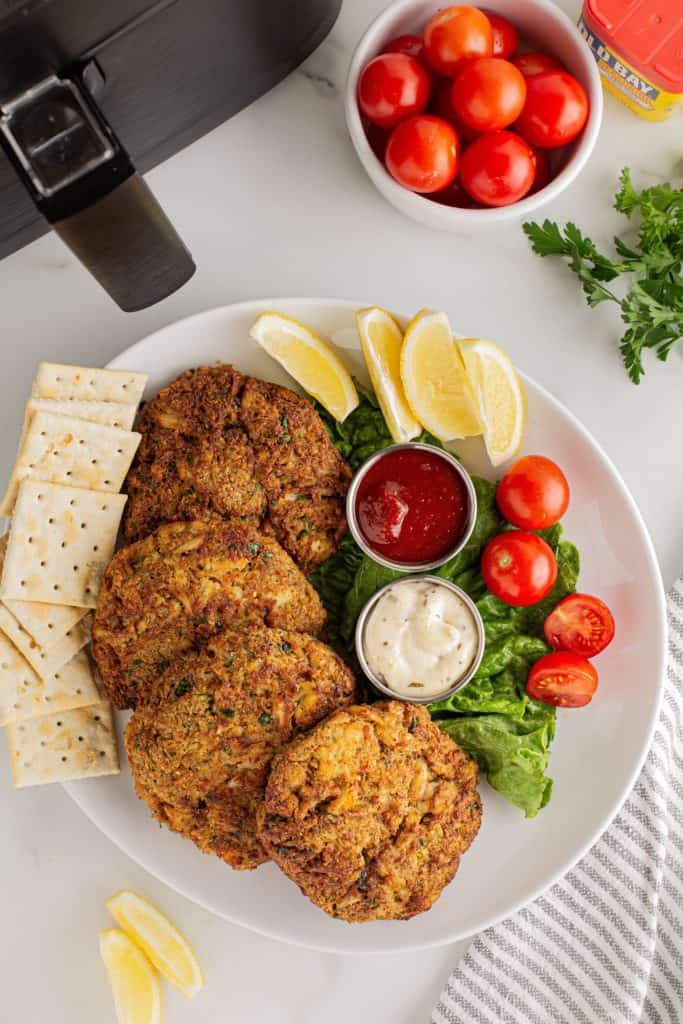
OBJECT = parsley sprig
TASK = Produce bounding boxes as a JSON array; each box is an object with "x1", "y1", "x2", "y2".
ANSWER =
[{"x1": 523, "y1": 169, "x2": 683, "y2": 384}]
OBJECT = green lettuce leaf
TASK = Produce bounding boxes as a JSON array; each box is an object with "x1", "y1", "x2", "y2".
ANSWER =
[
  {"x1": 313, "y1": 381, "x2": 444, "y2": 470},
  {"x1": 439, "y1": 699, "x2": 556, "y2": 818}
]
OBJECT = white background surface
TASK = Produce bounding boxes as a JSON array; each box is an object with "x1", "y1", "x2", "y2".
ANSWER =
[{"x1": 0, "y1": 0, "x2": 680, "y2": 1021}]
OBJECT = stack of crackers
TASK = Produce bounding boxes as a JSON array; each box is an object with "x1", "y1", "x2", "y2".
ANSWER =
[{"x1": 0, "y1": 363, "x2": 147, "y2": 788}]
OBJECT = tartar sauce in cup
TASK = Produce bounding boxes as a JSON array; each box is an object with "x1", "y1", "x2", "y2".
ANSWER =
[{"x1": 355, "y1": 576, "x2": 485, "y2": 703}]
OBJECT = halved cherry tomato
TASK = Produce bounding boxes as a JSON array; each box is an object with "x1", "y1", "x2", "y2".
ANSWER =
[
  {"x1": 383, "y1": 34, "x2": 426, "y2": 61},
  {"x1": 487, "y1": 13, "x2": 518, "y2": 59},
  {"x1": 460, "y1": 130, "x2": 535, "y2": 207},
  {"x1": 515, "y1": 70, "x2": 589, "y2": 148},
  {"x1": 511, "y1": 51, "x2": 563, "y2": 77},
  {"x1": 527, "y1": 651, "x2": 598, "y2": 708},
  {"x1": 385, "y1": 115, "x2": 459, "y2": 193},
  {"x1": 358, "y1": 53, "x2": 431, "y2": 128},
  {"x1": 481, "y1": 531, "x2": 557, "y2": 607},
  {"x1": 529, "y1": 147, "x2": 551, "y2": 194},
  {"x1": 544, "y1": 594, "x2": 615, "y2": 658},
  {"x1": 496, "y1": 455, "x2": 569, "y2": 530},
  {"x1": 451, "y1": 57, "x2": 526, "y2": 132},
  {"x1": 423, "y1": 6, "x2": 493, "y2": 77}
]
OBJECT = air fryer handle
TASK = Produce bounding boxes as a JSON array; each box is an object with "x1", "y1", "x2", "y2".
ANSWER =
[{"x1": 0, "y1": 71, "x2": 195, "y2": 312}]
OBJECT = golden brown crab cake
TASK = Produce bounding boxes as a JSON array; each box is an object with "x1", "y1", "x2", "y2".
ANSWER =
[
  {"x1": 123, "y1": 366, "x2": 266, "y2": 543},
  {"x1": 240, "y1": 377, "x2": 351, "y2": 573},
  {"x1": 125, "y1": 627, "x2": 357, "y2": 870},
  {"x1": 257, "y1": 701, "x2": 482, "y2": 922},
  {"x1": 92, "y1": 519, "x2": 326, "y2": 709}
]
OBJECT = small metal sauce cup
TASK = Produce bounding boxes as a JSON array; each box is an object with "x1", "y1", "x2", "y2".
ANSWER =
[
  {"x1": 345, "y1": 442, "x2": 477, "y2": 573},
  {"x1": 354, "y1": 574, "x2": 486, "y2": 705}
]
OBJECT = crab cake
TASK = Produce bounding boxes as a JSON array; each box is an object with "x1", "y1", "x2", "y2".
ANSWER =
[
  {"x1": 123, "y1": 366, "x2": 266, "y2": 543},
  {"x1": 257, "y1": 701, "x2": 481, "y2": 922},
  {"x1": 92, "y1": 520, "x2": 326, "y2": 709},
  {"x1": 125, "y1": 627, "x2": 356, "y2": 870},
  {"x1": 240, "y1": 377, "x2": 351, "y2": 573},
  {"x1": 122, "y1": 365, "x2": 351, "y2": 574}
]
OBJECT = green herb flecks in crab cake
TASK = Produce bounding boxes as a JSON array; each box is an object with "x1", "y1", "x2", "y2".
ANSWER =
[{"x1": 125, "y1": 626, "x2": 357, "y2": 871}]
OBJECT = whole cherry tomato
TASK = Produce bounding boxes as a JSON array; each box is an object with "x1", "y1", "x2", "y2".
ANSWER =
[
  {"x1": 487, "y1": 12, "x2": 519, "y2": 58},
  {"x1": 529, "y1": 147, "x2": 551, "y2": 193},
  {"x1": 433, "y1": 81, "x2": 480, "y2": 142},
  {"x1": 358, "y1": 53, "x2": 431, "y2": 128},
  {"x1": 383, "y1": 34, "x2": 425, "y2": 61},
  {"x1": 496, "y1": 455, "x2": 570, "y2": 530},
  {"x1": 526, "y1": 651, "x2": 598, "y2": 708},
  {"x1": 451, "y1": 57, "x2": 526, "y2": 132},
  {"x1": 423, "y1": 6, "x2": 493, "y2": 77},
  {"x1": 515, "y1": 70, "x2": 589, "y2": 148},
  {"x1": 385, "y1": 115, "x2": 459, "y2": 193},
  {"x1": 544, "y1": 594, "x2": 616, "y2": 658},
  {"x1": 364, "y1": 120, "x2": 390, "y2": 162},
  {"x1": 481, "y1": 531, "x2": 557, "y2": 606},
  {"x1": 460, "y1": 130, "x2": 535, "y2": 207},
  {"x1": 429, "y1": 177, "x2": 480, "y2": 208},
  {"x1": 511, "y1": 51, "x2": 564, "y2": 77}
]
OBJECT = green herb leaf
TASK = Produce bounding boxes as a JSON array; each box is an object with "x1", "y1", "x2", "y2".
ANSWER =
[{"x1": 524, "y1": 168, "x2": 683, "y2": 383}]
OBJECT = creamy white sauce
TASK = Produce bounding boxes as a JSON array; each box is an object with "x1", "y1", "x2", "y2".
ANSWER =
[{"x1": 362, "y1": 579, "x2": 479, "y2": 698}]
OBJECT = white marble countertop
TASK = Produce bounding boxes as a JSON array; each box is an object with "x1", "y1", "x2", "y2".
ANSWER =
[{"x1": 1, "y1": 1, "x2": 680, "y2": 1021}]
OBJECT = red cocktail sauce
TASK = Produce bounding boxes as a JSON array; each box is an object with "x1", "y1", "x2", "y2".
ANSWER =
[{"x1": 355, "y1": 447, "x2": 469, "y2": 565}]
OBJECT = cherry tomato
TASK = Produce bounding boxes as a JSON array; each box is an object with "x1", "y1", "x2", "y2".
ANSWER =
[
  {"x1": 429, "y1": 177, "x2": 480, "y2": 208},
  {"x1": 544, "y1": 594, "x2": 615, "y2": 658},
  {"x1": 385, "y1": 115, "x2": 459, "y2": 193},
  {"x1": 515, "y1": 70, "x2": 589, "y2": 148},
  {"x1": 423, "y1": 6, "x2": 493, "y2": 77},
  {"x1": 358, "y1": 53, "x2": 431, "y2": 128},
  {"x1": 529, "y1": 147, "x2": 551, "y2": 193},
  {"x1": 460, "y1": 130, "x2": 535, "y2": 207},
  {"x1": 383, "y1": 34, "x2": 425, "y2": 61},
  {"x1": 451, "y1": 57, "x2": 526, "y2": 132},
  {"x1": 433, "y1": 81, "x2": 480, "y2": 142},
  {"x1": 487, "y1": 13, "x2": 519, "y2": 59},
  {"x1": 526, "y1": 651, "x2": 598, "y2": 708},
  {"x1": 481, "y1": 531, "x2": 557, "y2": 607},
  {"x1": 363, "y1": 119, "x2": 390, "y2": 162},
  {"x1": 496, "y1": 455, "x2": 570, "y2": 530},
  {"x1": 511, "y1": 51, "x2": 563, "y2": 77}
]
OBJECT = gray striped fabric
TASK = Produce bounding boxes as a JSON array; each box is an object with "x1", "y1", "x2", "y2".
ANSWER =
[{"x1": 433, "y1": 578, "x2": 682, "y2": 1024}]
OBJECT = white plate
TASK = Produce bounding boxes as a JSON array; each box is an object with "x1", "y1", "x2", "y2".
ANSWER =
[{"x1": 64, "y1": 299, "x2": 666, "y2": 954}]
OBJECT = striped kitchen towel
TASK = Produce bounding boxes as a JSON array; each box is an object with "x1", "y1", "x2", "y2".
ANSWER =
[{"x1": 433, "y1": 577, "x2": 683, "y2": 1024}]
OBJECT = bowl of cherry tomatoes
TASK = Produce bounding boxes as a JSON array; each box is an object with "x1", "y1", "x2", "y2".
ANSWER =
[{"x1": 344, "y1": 0, "x2": 603, "y2": 228}]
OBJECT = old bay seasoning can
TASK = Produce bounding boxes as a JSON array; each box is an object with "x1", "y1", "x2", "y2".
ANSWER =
[{"x1": 579, "y1": 0, "x2": 682, "y2": 121}]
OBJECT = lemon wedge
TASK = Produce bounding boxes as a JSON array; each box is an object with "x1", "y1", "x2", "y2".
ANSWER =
[
  {"x1": 400, "y1": 309, "x2": 482, "y2": 441},
  {"x1": 457, "y1": 338, "x2": 526, "y2": 466},
  {"x1": 106, "y1": 890, "x2": 204, "y2": 999},
  {"x1": 99, "y1": 929, "x2": 162, "y2": 1024},
  {"x1": 356, "y1": 307, "x2": 421, "y2": 444},
  {"x1": 249, "y1": 312, "x2": 358, "y2": 422}
]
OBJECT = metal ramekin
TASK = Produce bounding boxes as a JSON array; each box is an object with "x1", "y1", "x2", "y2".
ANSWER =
[
  {"x1": 346, "y1": 442, "x2": 478, "y2": 573},
  {"x1": 354, "y1": 574, "x2": 486, "y2": 705}
]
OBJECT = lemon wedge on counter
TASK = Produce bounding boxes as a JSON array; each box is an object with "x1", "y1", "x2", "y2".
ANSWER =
[
  {"x1": 106, "y1": 890, "x2": 204, "y2": 999},
  {"x1": 249, "y1": 312, "x2": 358, "y2": 422},
  {"x1": 356, "y1": 307, "x2": 421, "y2": 444},
  {"x1": 100, "y1": 929, "x2": 162, "y2": 1024},
  {"x1": 399, "y1": 309, "x2": 482, "y2": 441},
  {"x1": 457, "y1": 338, "x2": 525, "y2": 466}
]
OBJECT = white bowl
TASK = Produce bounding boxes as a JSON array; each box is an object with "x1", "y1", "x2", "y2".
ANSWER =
[{"x1": 344, "y1": 0, "x2": 603, "y2": 229}]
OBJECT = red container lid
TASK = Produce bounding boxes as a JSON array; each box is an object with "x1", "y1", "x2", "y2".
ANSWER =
[{"x1": 585, "y1": 0, "x2": 683, "y2": 92}]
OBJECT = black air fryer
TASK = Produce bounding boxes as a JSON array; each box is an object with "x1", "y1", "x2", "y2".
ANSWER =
[{"x1": 0, "y1": 0, "x2": 341, "y2": 311}]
